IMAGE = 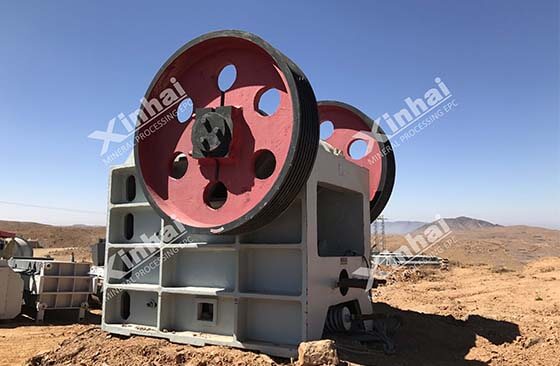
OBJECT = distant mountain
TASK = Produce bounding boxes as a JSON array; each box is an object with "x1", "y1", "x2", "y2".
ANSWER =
[
  {"x1": 414, "y1": 216, "x2": 501, "y2": 233},
  {"x1": 384, "y1": 223, "x2": 559, "y2": 269},
  {"x1": 0, "y1": 220, "x2": 105, "y2": 248},
  {"x1": 374, "y1": 221, "x2": 427, "y2": 235},
  {"x1": 373, "y1": 216, "x2": 503, "y2": 235}
]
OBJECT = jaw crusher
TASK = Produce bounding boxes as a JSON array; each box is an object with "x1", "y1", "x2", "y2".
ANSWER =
[{"x1": 102, "y1": 30, "x2": 395, "y2": 358}]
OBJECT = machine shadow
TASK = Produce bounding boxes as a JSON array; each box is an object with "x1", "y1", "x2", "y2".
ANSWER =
[
  {"x1": 336, "y1": 302, "x2": 520, "y2": 366},
  {"x1": 0, "y1": 309, "x2": 101, "y2": 329}
]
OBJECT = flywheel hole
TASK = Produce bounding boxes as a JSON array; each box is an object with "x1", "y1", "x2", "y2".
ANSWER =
[
  {"x1": 256, "y1": 88, "x2": 280, "y2": 116},
  {"x1": 204, "y1": 181, "x2": 228, "y2": 209},
  {"x1": 218, "y1": 64, "x2": 237, "y2": 92},
  {"x1": 177, "y1": 98, "x2": 194, "y2": 123},
  {"x1": 170, "y1": 153, "x2": 188, "y2": 179},
  {"x1": 348, "y1": 139, "x2": 368, "y2": 160},
  {"x1": 254, "y1": 150, "x2": 276, "y2": 180},
  {"x1": 320, "y1": 120, "x2": 334, "y2": 140}
]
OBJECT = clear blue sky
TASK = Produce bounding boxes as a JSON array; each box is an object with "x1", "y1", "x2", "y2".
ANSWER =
[{"x1": 0, "y1": 1, "x2": 558, "y2": 228}]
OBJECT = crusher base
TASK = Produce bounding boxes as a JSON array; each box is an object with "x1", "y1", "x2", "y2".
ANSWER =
[{"x1": 102, "y1": 145, "x2": 373, "y2": 357}]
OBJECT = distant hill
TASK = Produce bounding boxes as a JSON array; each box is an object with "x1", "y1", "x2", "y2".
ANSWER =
[
  {"x1": 414, "y1": 216, "x2": 501, "y2": 233},
  {"x1": 374, "y1": 217, "x2": 501, "y2": 235},
  {"x1": 0, "y1": 220, "x2": 105, "y2": 248},
  {"x1": 376, "y1": 221, "x2": 427, "y2": 235},
  {"x1": 383, "y1": 219, "x2": 559, "y2": 269}
]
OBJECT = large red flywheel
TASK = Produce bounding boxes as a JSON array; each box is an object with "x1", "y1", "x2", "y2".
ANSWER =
[{"x1": 134, "y1": 31, "x2": 319, "y2": 234}]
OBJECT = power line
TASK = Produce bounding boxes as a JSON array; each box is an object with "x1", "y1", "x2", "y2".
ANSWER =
[{"x1": 0, "y1": 200, "x2": 105, "y2": 215}]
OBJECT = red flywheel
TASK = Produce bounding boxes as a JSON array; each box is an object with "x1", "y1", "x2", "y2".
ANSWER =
[
  {"x1": 134, "y1": 31, "x2": 319, "y2": 234},
  {"x1": 317, "y1": 101, "x2": 396, "y2": 221}
]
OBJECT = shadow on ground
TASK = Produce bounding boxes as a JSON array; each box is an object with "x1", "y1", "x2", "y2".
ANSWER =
[
  {"x1": 0, "y1": 309, "x2": 101, "y2": 329},
  {"x1": 337, "y1": 302, "x2": 520, "y2": 366},
  {"x1": 0, "y1": 303, "x2": 520, "y2": 366}
]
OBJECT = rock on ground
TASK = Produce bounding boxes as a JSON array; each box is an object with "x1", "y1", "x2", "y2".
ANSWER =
[{"x1": 296, "y1": 340, "x2": 339, "y2": 366}]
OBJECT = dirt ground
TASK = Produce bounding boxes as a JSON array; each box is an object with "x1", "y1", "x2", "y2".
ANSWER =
[
  {"x1": 0, "y1": 311, "x2": 102, "y2": 366},
  {"x1": 0, "y1": 220, "x2": 104, "y2": 249},
  {"x1": 0, "y1": 256, "x2": 556, "y2": 366},
  {"x1": 33, "y1": 247, "x2": 92, "y2": 262},
  {"x1": 384, "y1": 226, "x2": 560, "y2": 270},
  {"x1": 365, "y1": 257, "x2": 560, "y2": 365}
]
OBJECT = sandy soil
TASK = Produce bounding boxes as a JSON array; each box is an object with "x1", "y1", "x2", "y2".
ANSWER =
[
  {"x1": 0, "y1": 257, "x2": 555, "y2": 366},
  {"x1": 0, "y1": 220, "x2": 104, "y2": 248},
  {"x1": 33, "y1": 247, "x2": 92, "y2": 262},
  {"x1": 26, "y1": 327, "x2": 282, "y2": 366},
  {"x1": 0, "y1": 311, "x2": 101, "y2": 366},
  {"x1": 383, "y1": 226, "x2": 560, "y2": 270},
  {"x1": 362, "y1": 257, "x2": 560, "y2": 365}
]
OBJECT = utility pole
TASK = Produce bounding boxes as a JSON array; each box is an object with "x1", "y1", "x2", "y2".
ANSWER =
[{"x1": 380, "y1": 215, "x2": 386, "y2": 252}]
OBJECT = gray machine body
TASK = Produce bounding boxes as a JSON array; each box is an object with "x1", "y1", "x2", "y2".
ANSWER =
[
  {"x1": 0, "y1": 237, "x2": 34, "y2": 259},
  {"x1": 0, "y1": 259, "x2": 24, "y2": 320},
  {"x1": 9, "y1": 258, "x2": 92, "y2": 321},
  {"x1": 101, "y1": 146, "x2": 372, "y2": 357},
  {"x1": 372, "y1": 252, "x2": 442, "y2": 266},
  {"x1": 90, "y1": 240, "x2": 106, "y2": 300}
]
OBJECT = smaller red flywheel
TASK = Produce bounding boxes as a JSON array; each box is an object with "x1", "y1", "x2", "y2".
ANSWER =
[{"x1": 317, "y1": 101, "x2": 396, "y2": 221}]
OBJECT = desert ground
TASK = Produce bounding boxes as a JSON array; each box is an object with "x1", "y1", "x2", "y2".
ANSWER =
[
  {"x1": 0, "y1": 220, "x2": 104, "y2": 248},
  {"x1": 0, "y1": 221, "x2": 558, "y2": 365}
]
